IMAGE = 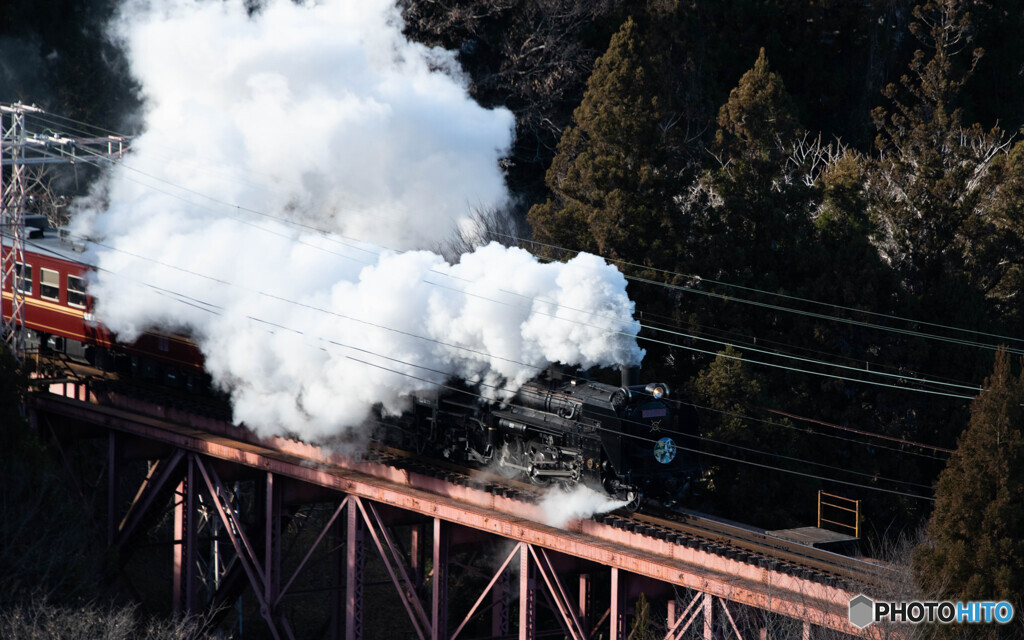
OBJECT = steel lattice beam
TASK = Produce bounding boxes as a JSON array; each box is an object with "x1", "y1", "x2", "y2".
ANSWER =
[
  {"x1": 1, "y1": 102, "x2": 129, "y2": 361},
  {"x1": 32, "y1": 389, "x2": 897, "y2": 639},
  {"x1": 0, "y1": 104, "x2": 32, "y2": 358}
]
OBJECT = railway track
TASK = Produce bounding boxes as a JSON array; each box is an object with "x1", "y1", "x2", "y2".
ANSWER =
[
  {"x1": 34, "y1": 367, "x2": 898, "y2": 594},
  {"x1": 364, "y1": 443, "x2": 897, "y2": 592}
]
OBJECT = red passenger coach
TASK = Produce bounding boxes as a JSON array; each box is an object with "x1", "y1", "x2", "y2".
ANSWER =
[{"x1": 3, "y1": 218, "x2": 205, "y2": 389}]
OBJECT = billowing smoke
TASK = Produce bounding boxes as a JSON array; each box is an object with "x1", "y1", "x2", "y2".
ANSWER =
[
  {"x1": 538, "y1": 486, "x2": 628, "y2": 528},
  {"x1": 82, "y1": 0, "x2": 512, "y2": 250},
  {"x1": 72, "y1": 0, "x2": 645, "y2": 440}
]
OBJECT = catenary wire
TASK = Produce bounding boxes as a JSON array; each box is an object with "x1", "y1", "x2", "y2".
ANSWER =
[
  {"x1": 53, "y1": 146, "x2": 984, "y2": 402},
  {"x1": 19, "y1": 119, "x2": 983, "y2": 443},
  {"x1": 59, "y1": 144, "x2": 996, "y2": 397},
  {"x1": 29, "y1": 107, "x2": 1021, "y2": 360},
  {"x1": 503, "y1": 233, "x2": 1024, "y2": 351},
  {"x1": 14, "y1": 161, "x2": 971, "y2": 490},
  {"x1": 22, "y1": 236, "x2": 939, "y2": 498},
  {"x1": 33, "y1": 229, "x2": 956, "y2": 461}
]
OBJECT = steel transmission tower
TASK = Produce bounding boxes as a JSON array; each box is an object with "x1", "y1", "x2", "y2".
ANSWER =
[{"x1": 1, "y1": 102, "x2": 129, "y2": 361}]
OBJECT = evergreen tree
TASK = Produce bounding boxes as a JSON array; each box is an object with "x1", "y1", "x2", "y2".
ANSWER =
[
  {"x1": 701, "y1": 46, "x2": 811, "y2": 285},
  {"x1": 713, "y1": 47, "x2": 800, "y2": 170},
  {"x1": 526, "y1": 14, "x2": 682, "y2": 266},
  {"x1": 629, "y1": 593, "x2": 657, "y2": 640},
  {"x1": 868, "y1": 0, "x2": 1022, "y2": 312},
  {"x1": 913, "y1": 348, "x2": 1024, "y2": 633},
  {"x1": 865, "y1": 0, "x2": 1023, "y2": 453}
]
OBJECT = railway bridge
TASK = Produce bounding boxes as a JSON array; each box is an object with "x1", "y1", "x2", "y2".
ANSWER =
[{"x1": 26, "y1": 377, "x2": 901, "y2": 640}]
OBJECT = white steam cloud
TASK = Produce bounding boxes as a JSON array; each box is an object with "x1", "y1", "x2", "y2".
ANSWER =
[
  {"x1": 72, "y1": 0, "x2": 645, "y2": 439},
  {"x1": 538, "y1": 485, "x2": 628, "y2": 528}
]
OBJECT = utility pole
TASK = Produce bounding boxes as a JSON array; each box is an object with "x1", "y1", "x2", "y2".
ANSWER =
[{"x1": 0, "y1": 102, "x2": 129, "y2": 362}]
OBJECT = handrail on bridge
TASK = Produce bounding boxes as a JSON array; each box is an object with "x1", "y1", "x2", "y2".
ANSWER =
[{"x1": 818, "y1": 490, "x2": 860, "y2": 538}]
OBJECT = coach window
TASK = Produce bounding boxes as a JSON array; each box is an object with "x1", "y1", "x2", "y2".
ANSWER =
[
  {"x1": 41, "y1": 268, "x2": 60, "y2": 302},
  {"x1": 14, "y1": 263, "x2": 32, "y2": 295},
  {"x1": 68, "y1": 275, "x2": 87, "y2": 308}
]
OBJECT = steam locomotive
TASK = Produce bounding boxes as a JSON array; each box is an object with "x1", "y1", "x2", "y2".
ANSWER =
[
  {"x1": 386, "y1": 367, "x2": 700, "y2": 509},
  {"x1": 5, "y1": 218, "x2": 699, "y2": 507}
]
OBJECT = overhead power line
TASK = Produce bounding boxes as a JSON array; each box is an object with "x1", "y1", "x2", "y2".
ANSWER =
[
  {"x1": 37, "y1": 141, "x2": 986, "y2": 403},
  {"x1": 15, "y1": 111, "x2": 978, "y2": 473},
  {"x1": 27, "y1": 107, "x2": 1021, "y2": 361},
  {"x1": 57, "y1": 143, "x2": 982, "y2": 401},
  {"x1": 762, "y1": 408, "x2": 955, "y2": 454},
  {"x1": 501, "y1": 233, "x2": 1024, "y2": 353},
  {"x1": 26, "y1": 237, "x2": 939, "y2": 501}
]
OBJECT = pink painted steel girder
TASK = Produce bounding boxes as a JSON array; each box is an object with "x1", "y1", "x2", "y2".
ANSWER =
[
  {"x1": 192, "y1": 455, "x2": 289, "y2": 640},
  {"x1": 520, "y1": 540, "x2": 537, "y2": 640},
  {"x1": 346, "y1": 499, "x2": 364, "y2": 640},
  {"x1": 31, "y1": 390, "x2": 886, "y2": 639}
]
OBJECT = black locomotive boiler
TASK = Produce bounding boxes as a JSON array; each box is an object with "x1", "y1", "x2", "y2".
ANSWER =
[{"x1": 385, "y1": 367, "x2": 700, "y2": 509}]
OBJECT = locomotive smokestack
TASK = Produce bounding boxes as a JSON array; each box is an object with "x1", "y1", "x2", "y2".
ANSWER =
[{"x1": 620, "y1": 364, "x2": 640, "y2": 388}]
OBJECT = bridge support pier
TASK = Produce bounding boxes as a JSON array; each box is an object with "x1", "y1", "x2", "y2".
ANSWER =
[
  {"x1": 346, "y1": 498, "x2": 364, "y2": 640},
  {"x1": 665, "y1": 590, "x2": 753, "y2": 640},
  {"x1": 492, "y1": 559, "x2": 510, "y2": 637},
  {"x1": 111, "y1": 445, "x2": 796, "y2": 640},
  {"x1": 519, "y1": 542, "x2": 537, "y2": 640},
  {"x1": 432, "y1": 518, "x2": 449, "y2": 640},
  {"x1": 578, "y1": 573, "x2": 591, "y2": 638},
  {"x1": 171, "y1": 455, "x2": 198, "y2": 614}
]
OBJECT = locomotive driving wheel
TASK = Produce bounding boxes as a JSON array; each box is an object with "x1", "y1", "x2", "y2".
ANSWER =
[
  {"x1": 496, "y1": 440, "x2": 526, "y2": 479},
  {"x1": 524, "y1": 440, "x2": 556, "y2": 487},
  {"x1": 624, "y1": 489, "x2": 643, "y2": 512}
]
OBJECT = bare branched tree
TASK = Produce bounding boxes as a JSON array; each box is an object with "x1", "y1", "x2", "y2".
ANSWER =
[
  {"x1": 0, "y1": 598, "x2": 217, "y2": 640},
  {"x1": 21, "y1": 165, "x2": 71, "y2": 228},
  {"x1": 437, "y1": 202, "x2": 530, "y2": 263},
  {"x1": 400, "y1": 0, "x2": 626, "y2": 194}
]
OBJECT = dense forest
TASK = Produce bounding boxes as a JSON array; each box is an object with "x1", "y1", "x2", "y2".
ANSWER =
[
  {"x1": 3, "y1": 0, "x2": 1024, "y2": 620},
  {"x1": 401, "y1": 0, "x2": 1024, "y2": 548}
]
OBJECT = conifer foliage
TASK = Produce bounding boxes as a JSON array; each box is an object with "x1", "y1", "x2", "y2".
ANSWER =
[
  {"x1": 713, "y1": 47, "x2": 800, "y2": 169},
  {"x1": 913, "y1": 349, "x2": 1024, "y2": 614},
  {"x1": 868, "y1": 0, "x2": 1022, "y2": 307},
  {"x1": 527, "y1": 15, "x2": 678, "y2": 265},
  {"x1": 703, "y1": 47, "x2": 811, "y2": 281}
]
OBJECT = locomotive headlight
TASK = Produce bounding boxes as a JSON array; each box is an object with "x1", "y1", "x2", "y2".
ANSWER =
[{"x1": 644, "y1": 382, "x2": 669, "y2": 399}]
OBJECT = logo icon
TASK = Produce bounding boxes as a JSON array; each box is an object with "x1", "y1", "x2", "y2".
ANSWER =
[{"x1": 849, "y1": 594, "x2": 875, "y2": 629}]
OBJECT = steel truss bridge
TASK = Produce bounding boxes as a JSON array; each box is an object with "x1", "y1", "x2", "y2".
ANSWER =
[{"x1": 26, "y1": 378, "x2": 900, "y2": 640}]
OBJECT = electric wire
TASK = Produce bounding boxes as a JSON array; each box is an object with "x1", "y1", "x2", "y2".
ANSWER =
[
  {"x1": 32, "y1": 231, "x2": 956, "y2": 462},
  {"x1": 23, "y1": 236, "x2": 938, "y2": 499},
  {"x1": 27, "y1": 107, "x2": 1022, "y2": 361},
  {"x1": 637, "y1": 308, "x2": 981, "y2": 389},
  {"x1": 761, "y1": 408, "x2": 955, "y2": 454},
  {"x1": 681, "y1": 401, "x2": 949, "y2": 460},
  {"x1": 24, "y1": 156, "x2": 971, "y2": 453},
  {"x1": 14, "y1": 113, "x2": 979, "y2": 457},
  {"x1": 12, "y1": 175, "x2": 973, "y2": 491},
  {"x1": 347, "y1": 357, "x2": 937, "y2": 501},
  {"x1": 57, "y1": 144, "x2": 994, "y2": 399},
  {"x1": 503, "y1": 233, "x2": 1024, "y2": 351}
]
